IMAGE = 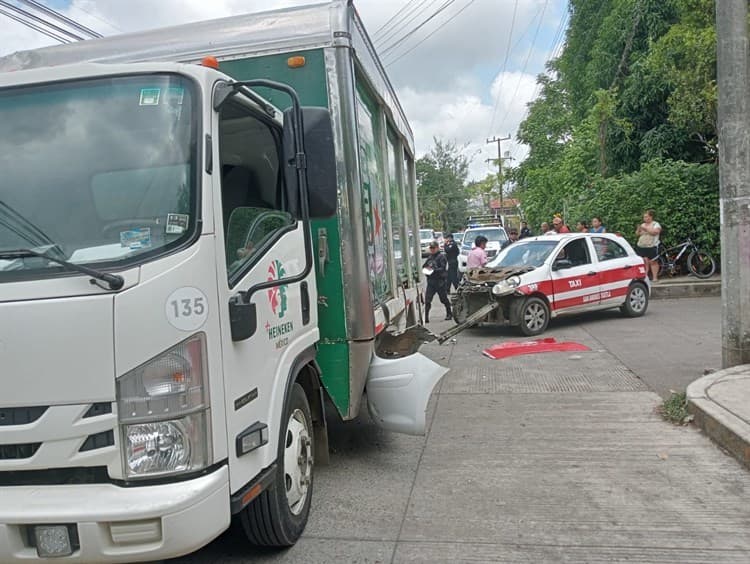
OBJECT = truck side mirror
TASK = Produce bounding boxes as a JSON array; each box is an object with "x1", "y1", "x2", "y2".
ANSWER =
[{"x1": 283, "y1": 106, "x2": 338, "y2": 219}]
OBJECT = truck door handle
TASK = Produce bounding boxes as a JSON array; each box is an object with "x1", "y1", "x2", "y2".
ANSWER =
[
  {"x1": 587, "y1": 271, "x2": 597, "y2": 276},
  {"x1": 301, "y1": 281, "x2": 310, "y2": 325},
  {"x1": 318, "y1": 228, "x2": 329, "y2": 277},
  {"x1": 623, "y1": 264, "x2": 632, "y2": 269}
]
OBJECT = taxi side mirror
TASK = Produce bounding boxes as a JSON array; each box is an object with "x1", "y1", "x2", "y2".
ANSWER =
[{"x1": 552, "y1": 258, "x2": 573, "y2": 271}]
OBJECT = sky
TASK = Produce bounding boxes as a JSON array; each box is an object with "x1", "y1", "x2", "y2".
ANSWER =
[{"x1": 0, "y1": 0, "x2": 569, "y2": 181}]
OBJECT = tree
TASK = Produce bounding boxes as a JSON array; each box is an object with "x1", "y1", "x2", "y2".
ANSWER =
[
  {"x1": 512, "y1": 0, "x2": 719, "y2": 246},
  {"x1": 416, "y1": 139, "x2": 470, "y2": 232}
]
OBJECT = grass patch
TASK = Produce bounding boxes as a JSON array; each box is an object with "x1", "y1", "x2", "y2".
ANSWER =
[{"x1": 660, "y1": 391, "x2": 694, "y2": 425}]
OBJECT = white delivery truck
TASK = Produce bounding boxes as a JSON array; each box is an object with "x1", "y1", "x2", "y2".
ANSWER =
[{"x1": 0, "y1": 2, "x2": 447, "y2": 561}]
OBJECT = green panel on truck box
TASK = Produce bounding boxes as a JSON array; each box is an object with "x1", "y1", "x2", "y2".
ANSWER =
[
  {"x1": 219, "y1": 51, "x2": 351, "y2": 414},
  {"x1": 315, "y1": 342, "x2": 350, "y2": 415}
]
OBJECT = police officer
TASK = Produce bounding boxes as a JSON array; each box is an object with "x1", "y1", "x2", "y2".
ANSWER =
[
  {"x1": 422, "y1": 241, "x2": 452, "y2": 323},
  {"x1": 443, "y1": 233, "x2": 460, "y2": 292}
]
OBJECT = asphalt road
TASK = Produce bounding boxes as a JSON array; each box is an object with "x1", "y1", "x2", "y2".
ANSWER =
[
  {"x1": 169, "y1": 296, "x2": 747, "y2": 564},
  {"x1": 550, "y1": 296, "x2": 722, "y2": 398}
]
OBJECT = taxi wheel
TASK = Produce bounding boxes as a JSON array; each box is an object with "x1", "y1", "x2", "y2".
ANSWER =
[
  {"x1": 518, "y1": 296, "x2": 549, "y2": 336},
  {"x1": 621, "y1": 282, "x2": 649, "y2": 317}
]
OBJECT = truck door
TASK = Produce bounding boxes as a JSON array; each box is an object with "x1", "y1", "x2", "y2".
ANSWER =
[{"x1": 212, "y1": 99, "x2": 317, "y2": 496}]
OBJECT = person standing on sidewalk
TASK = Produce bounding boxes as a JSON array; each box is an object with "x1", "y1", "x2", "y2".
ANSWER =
[
  {"x1": 520, "y1": 221, "x2": 532, "y2": 239},
  {"x1": 635, "y1": 209, "x2": 662, "y2": 282},
  {"x1": 552, "y1": 216, "x2": 571, "y2": 233},
  {"x1": 443, "y1": 233, "x2": 460, "y2": 292},
  {"x1": 590, "y1": 216, "x2": 606, "y2": 233},
  {"x1": 422, "y1": 241, "x2": 452, "y2": 322}
]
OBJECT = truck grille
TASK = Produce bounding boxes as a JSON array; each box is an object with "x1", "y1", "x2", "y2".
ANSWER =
[
  {"x1": 0, "y1": 403, "x2": 117, "y2": 476},
  {"x1": 0, "y1": 442, "x2": 41, "y2": 460},
  {"x1": 0, "y1": 406, "x2": 48, "y2": 426}
]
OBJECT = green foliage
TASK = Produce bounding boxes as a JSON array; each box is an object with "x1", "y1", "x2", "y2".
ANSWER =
[
  {"x1": 660, "y1": 391, "x2": 693, "y2": 425},
  {"x1": 575, "y1": 160, "x2": 719, "y2": 256},
  {"x1": 514, "y1": 0, "x2": 719, "y2": 259},
  {"x1": 416, "y1": 138, "x2": 470, "y2": 233}
]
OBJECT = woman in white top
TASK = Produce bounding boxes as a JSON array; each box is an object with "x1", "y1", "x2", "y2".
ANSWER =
[{"x1": 635, "y1": 209, "x2": 662, "y2": 282}]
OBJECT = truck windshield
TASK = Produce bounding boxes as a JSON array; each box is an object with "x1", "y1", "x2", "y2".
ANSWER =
[
  {"x1": 419, "y1": 229, "x2": 433, "y2": 239},
  {"x1": 0, "y1": 74, "x2": 197, "y2": 279}
]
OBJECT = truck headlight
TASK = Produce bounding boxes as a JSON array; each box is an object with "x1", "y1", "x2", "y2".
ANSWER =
[{"x1": 116, "y1": 334, "x2": 211, "y2": 479}]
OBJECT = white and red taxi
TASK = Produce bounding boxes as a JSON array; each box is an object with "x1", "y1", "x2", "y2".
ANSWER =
[{"x1": 453, "y1": 232, "x2": 650, "y2": 335}]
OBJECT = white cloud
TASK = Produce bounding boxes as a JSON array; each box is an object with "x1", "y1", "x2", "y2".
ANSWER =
[
  {"x1": 0, "y1": 0, "x2": 562, "y2": 179},
  {"x1": 399, "y1": 69, "x2": 537, "y2": 180}
]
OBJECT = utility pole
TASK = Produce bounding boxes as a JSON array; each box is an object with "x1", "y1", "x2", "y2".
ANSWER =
[
  {"x1": 487, "y1": 135, "x2": 511, "y2": 220},
  {"x1": 716, "y1": 0, "x2": 750, "y2": 367}
]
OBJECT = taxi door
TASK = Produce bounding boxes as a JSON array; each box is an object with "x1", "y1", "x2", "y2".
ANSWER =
[{"x1": 550, "y1": 237, "x2": 601, "y2": 314}]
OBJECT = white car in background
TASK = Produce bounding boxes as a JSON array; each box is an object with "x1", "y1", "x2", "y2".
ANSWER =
[
  {"x1": 419, "y1": 228, "x2": 435, "y2": 257},
  {"x1": 458, "y1": 226, "x2": 508, "y2": 272}
]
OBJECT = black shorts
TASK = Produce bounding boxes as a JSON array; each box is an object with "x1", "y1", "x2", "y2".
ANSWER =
[{"x1": 636, "y1": 246, "x2": 658, "y2": 260}]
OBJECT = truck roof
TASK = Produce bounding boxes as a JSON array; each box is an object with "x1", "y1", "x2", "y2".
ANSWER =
[{"x1": 0, "y1": 0, "x2": 413, "y2": 152}]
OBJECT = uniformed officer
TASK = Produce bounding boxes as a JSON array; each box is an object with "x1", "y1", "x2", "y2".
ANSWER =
[
  {"x1": 443, "y1": 233, "x2": 460, "y2": 292},
  {"x1": 422, "y1": 241, "x2": 452, "y2": 323}
]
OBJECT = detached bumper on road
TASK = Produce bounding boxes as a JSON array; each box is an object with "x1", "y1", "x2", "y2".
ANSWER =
[{"x1": 0, "y1": 465, "x2": 230, "y2": 563}]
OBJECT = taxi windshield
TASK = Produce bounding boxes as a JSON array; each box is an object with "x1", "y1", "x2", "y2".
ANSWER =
[
  {"x1": 491, "y1": 240, "x2": 559, "y2": 268},
  {"x1": 0, "y1": 74, "x2": 197, "y2": 279}
]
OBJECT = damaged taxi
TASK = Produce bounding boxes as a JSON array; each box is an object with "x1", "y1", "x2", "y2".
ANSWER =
[{"x1": 452, "y1": 233, "x2": 650, "y2": 336}]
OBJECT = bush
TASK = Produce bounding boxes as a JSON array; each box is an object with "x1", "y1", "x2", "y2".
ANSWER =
[{"x1": 570, "y1": 159, "x2": 719, "y2": 257}]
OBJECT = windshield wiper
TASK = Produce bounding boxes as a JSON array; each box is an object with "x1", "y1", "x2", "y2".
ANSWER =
[
  {"x1": 0, "y1": 249, "x2": 125, "y2": 290},
  {"x1": 0, "y1": 201, "x2": 65, "y2": 259}
]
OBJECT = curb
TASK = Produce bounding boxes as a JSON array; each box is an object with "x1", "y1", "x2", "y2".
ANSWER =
[
  {"x1": 650, "y1": 279, "x2": 720, "y2": 299},
  {"x1": 687, "y1": 366, "x2": 750, "y2": 470}
]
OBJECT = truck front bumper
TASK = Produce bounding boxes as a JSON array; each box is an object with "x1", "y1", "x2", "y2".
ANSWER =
[{"x1": 0, "y1": 465, "x2": 230, "y2": 563}]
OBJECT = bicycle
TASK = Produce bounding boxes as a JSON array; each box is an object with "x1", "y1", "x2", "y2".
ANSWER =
[{"x1": 655, "y1": 237, "x2": 716, "y2": 279}]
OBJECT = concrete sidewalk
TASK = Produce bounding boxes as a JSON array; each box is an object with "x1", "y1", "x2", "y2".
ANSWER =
[
  {"x1": 650, "y1": 273, "x2": 720, "y2": 299},
  {"x1": 173, "y1": 304, "x2": 750, "y2": 564},
  {"x1": 688, "y1": 365, "x2": 750, "y2": 470}
]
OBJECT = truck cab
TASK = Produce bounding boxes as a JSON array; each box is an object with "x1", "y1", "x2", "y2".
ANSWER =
[{"x1": 0, "y1": 3, "x2": 448, "y2": 562}]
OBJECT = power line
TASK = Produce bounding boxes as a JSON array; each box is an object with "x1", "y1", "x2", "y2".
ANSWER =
[
  {"x1": 64, "y1": 1, "x2": 123, "y2": 33},
  {"x1": 385, "y1": 0, "x2": 480, "y2": 66},
  {"x1": 373, "y1": 0, "x2": 418, "y2": 37},
  {"x1": 379, "y1": 0, "x2": 458, "y2": 56},
  {"x1": 0, "y1": 4, "x2": 70, "y2": 43},
  {"x1": 18, "y1": 0, "x2": 101, "y2": 38},
  {"x1": 487, "y1": 0, "x2": 519, "y2": 136},
  {"x1": 512, "y1": 7, "x2": 571, "y2": 161},
  {"x1": 376, "y1": 0, "x2": 439, "y2": 46},
  {"x1": 498, "y1": 0, "x2": 549, "y2": 128},
  {"x1": 0, "y1": 0, "x2": 84, "y2": 41}
]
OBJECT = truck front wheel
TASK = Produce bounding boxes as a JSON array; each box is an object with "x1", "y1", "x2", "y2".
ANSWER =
[{"x1": 239, "y1": 383, "x2": 314, "y2": 547}]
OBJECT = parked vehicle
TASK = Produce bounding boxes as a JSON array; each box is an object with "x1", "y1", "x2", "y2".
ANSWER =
[
  {"x1": 420, "y1": 228, "x2": 436, "y2": 257},
  {"x1": 452, "y1": 233, "x2": 650, "y2": 336},
  {"x1": 0, "y1": 3, "x2": 445, "y2": 562},
  {"x1": 434, "y1": 231, "x2": 445, "y2": 250},
  {"x1": 458, "y1": 226, "x2": 508, "y2": 272},
  {"x1": 655, "y1": 237, "x2": 716, "y2": 279}
]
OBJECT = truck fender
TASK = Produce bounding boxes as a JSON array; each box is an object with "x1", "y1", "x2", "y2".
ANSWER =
[{"x1": 283, "y1": 347, "x2": 330, "y2": 466}]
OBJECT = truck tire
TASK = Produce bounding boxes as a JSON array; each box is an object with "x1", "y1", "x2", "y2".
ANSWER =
[
  {"x1": 518, "y1": 296, "x2": 549, "y2": 336},
  {"x1": 239, "y1": 383, "x2": 313, "y2": 547}
]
